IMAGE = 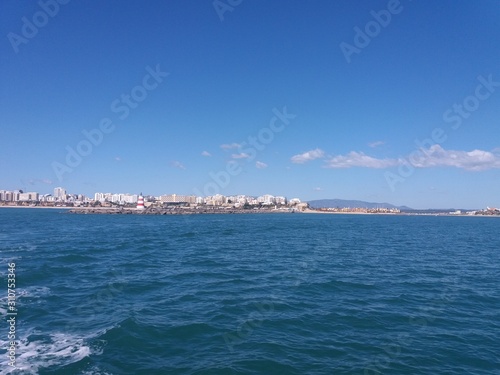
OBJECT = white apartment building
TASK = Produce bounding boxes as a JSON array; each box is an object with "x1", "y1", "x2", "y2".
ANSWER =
[
  {"x1": 123, "y1": 194, "x2": 138, "y2": 204},
  {"x1": 94, "y1": 193, "x2": 113, "y2": 202},
  {"x1": 97, "y1": 193, "x2": 138, "y2": 204},
  {"x1": 53, "y1": 187, "x2": 66, "y2": 201},
  {"x1": 258, "y1": 194, "x2": 275, "y2": 205},
  {"x1": 204, "y1": 194, "x2": 226, "y2": 206},
  {"x1": 18, "y1": 192, "x2": 39, "y2": 201},
  {"x1": 159, "y1": 194, "x2": 196, "y2": 204},
  {"x1": 111, "y1": 194, "x2": 124, "y2": 203},
  {"x1": 40, "y1": 194, "x2": 55, "y2": 202},
  {"x1": 275, "y1": 196, "x2": 287, "y2": 205}
]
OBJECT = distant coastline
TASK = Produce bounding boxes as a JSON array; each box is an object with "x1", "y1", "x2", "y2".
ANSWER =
[
  {"x1": 1, "y1": 205, "x2": 499, "y2": 217},
  {"x1": 57, "y1": 207, "x2": 500, "y2": 217},
  {"x1": 67, "y1": 206, "x2": 294, "y2": 215},
  {"x1": 0, "y1": 205, "x2": 71, "y2": 209}
]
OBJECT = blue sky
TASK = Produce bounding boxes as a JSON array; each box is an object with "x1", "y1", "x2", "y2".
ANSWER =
[{"x1": 1, "y1": 0, "x2": 500, "y2": 209}]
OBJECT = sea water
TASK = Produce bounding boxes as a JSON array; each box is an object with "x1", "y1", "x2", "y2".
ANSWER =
[{"x1": 0, "y1": 208, "x2": 499, "y2": 374}]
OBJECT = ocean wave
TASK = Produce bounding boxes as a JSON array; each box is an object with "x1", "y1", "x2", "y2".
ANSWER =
[{"x1": 0, "y1": 331, "x2": 98, "y2": 375}]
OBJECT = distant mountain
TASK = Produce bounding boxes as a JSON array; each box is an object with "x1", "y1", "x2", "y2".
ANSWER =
[{"x1": 307, "y1": 199, "x2": 412, "y2": 210}]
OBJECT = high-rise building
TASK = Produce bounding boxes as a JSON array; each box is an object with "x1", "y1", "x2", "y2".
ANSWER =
[
  {"x1": 111, "y1": 194, "x2": 124, "y2": 203},
  {"x1": 0, "y1": 191, "x2": 20, "y2": 202},
  {"x1": 159, "y1": 194, "x2": 196, "y2": 204},
  {"x1": 54, "y1": 187, "x2": 66, "y2": 201},
  {"x1": 19, "y1": 192, "x2": 39, "y2": 201},
  {"x1": 258, "y1": 194, "x2": 275, "y2": 205},
  {"x1": 275, "y1": 196, "x2": 287, "y2": 205},
  {"x1": 11, "y1": 191, "x2": 21, "y2": 202}
]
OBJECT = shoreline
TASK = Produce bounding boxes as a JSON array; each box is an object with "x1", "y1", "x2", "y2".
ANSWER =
[
  {"x1": 67, "y1": 207, "x2": 296, "y2": 215},
  {"x1": 0, "y1": 205, "x2": 72, "y2": 209},
  {"x1": 1, "y1": 206, "x2": 498, "y2": 217},
  {"x1": 303, "y1": 209, "x2": 500, "y2": 217}
]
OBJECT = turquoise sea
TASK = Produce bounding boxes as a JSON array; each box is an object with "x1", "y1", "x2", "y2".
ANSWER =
[{"x1": 1, "y1": 208, "x2": 499, "y2": 374}]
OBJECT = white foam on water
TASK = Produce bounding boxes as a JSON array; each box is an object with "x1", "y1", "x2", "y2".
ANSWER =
[
  {"x1": 0, "y1": 296, "x2": 7, "y2": 316},
  {"x1": 0, "y1": 331, "x2": 95, "y2": 375},
  {"x1": 0, "y1": 286, "x2": 51, "y2": 322},
  {"x1": 80, "y1": 366, "x2": 114, "y2": 375},
  {"x1": 19, "y1": 286, "x2": 51, "y2": 299}
]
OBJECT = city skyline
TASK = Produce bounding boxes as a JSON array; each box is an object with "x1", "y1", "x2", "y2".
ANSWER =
[
  {"x1": 1, "y1": 185, "x2": 498, "y2": 211},
  {"x1": 2, "y1": 1, "x2": 500, "y2": 209},
  {"x1": 0, "y1": 186, "x2": 299, "y2": 204}
]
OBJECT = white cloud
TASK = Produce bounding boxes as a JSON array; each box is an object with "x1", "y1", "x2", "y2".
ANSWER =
[
  {"x1": 256, "y1": 161, "x2": 268, "y2": 169},
  {"x1": 220, "y1": 143, "x2": 241, "y2": 150},
  {"x1": 325, "y1": 151, "x2": 399, "y2": 169},
  {"x1": 324, "y1": 145, "x2": 500, "y2": 171},
  {"x1": 408, "y1": 145, "x2": 500, "y2": 171},
  {"x1": 25, "y1": 178, "x2": 53, "y2": 185},
  {"x1": 313, "y1": 187, "x2": 322, "y2": 191},
  {"x1": 201, "y1": 151, "x2": 211, "y2": 157},
  {"x1": 291, "y1": 148, "x2": 325, "y2": 164},
  {"x1": 368, "y1": 140, "x2": 385, "y2": 148},
  {"x1": 231, "y1": 152, "x2": 250, "y2": 159},
  {"x1": 114, "y1": 156, "x2": 122, "y2": 161},
  {"x1": 170, "y1": 161, "x2": 186, "y2": 169}
]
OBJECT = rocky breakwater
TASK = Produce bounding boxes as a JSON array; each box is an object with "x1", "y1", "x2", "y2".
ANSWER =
[{"x1": 68, "y1": 206, "x2": 293, "y2": 215}]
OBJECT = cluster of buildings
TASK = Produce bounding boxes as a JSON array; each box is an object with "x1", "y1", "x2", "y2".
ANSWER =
[
  {"x1": 152, "y1": 194, "x2": 292, "y2": 207},
  {"x1": 316, "y1": 207, "x2": 401, "y2": 214},
  {"x1": 0, "y1": 187, "x2": 303, "y2": 209},
  {"x1": 462, "y1": 207, "x2": 500, "y2": 216},
  {"x1": 2, "y1": 187, "x2": 499, "y2": 215},
  {"x1": 0, "y1": 190, "x2": 39, "y2": 202},
  {"x1": 93, "y1": 193, "x2": 298, "y2": 208},
  {"x1": 94, "y1": 192, "x2": 138, "y2": 205},
  {"x1": 0, "y1": 187, "x2": 87, "y2": 205}
]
